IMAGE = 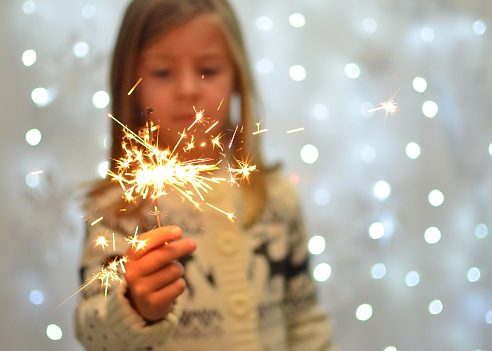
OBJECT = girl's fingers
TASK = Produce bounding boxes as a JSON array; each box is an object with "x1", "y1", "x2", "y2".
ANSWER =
[
  {"x1": 131, "y1": 238, "x2": 196, "y2": 276},
  {"x1": 126, "y1": 225, "x2": 184, "y2": 259},
  {"x1": 131, "y1": 262, "x2": 185, "y2": 293}
]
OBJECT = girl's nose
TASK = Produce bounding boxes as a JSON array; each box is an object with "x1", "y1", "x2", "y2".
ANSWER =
[{"x1": 176, "y1": 70, "x2": 200, "y2": 99}]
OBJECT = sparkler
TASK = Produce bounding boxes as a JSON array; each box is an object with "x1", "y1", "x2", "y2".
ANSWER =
[
  {"x1": 107, "y1": 111, "x2": 246, "y2": 217},
  {"x1": 61, "y1": 106, "x2": 257, "y2": 305},
  {"x1": 368, "y1": 89, "x2": 399, "y2": 121}
]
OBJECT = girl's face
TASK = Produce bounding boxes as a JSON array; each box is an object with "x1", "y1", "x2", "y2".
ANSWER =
[{"x1": 135, "y1": 14, "x2": 236, "y2": 155}]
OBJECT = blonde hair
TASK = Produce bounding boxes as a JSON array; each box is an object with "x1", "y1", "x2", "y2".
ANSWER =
[{"x1": 102, "y1": 0, "x2": 272, "y2": 226}]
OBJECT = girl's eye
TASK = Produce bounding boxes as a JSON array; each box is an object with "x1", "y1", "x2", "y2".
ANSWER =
[
  {"x1": 152, "y1": 69, "x2": 170, "y2": 77},
  {"x1": 200, "y1": 67, "x2": 220, "y2": 76}
]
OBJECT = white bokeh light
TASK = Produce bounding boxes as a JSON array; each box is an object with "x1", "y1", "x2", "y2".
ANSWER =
[
  {"x1": 256, "y1": 17, "x2": 273, "y2": 31},
  {"x1": 361, "y1": 145, "x2": 376, "y2": 163},
  {"x1": 313, "y1": 188, "x2": 330, "y2": 205},
  {"x1": 289, "y1": 13, "x2": 305, "y2": 28},
  {"x1": 82, "y1": 4, "x2": 97, "y2": 19},
  {"x1": 25, "y1": 128, "x2": 42, "y2": 146},
  {"x1": 485, "y1": 310, "x2": 492, "y2": 324},
  {"x1": 289, "y1": 65, "x2": 306, "y2": 81},
  {"x1": 371, "y1": 263, "x2": 386, "y2": 279},
  {"x1": 31, "y1": 87, "x2": 49, "y2": 106},
  {"x1": 360, "y1": 101, "x2": 375, "y2": 118},
  {"x1": 300, "y1": 144, "x2": 319, "y2": 164},
  {"x1": 384, "y1": 347, "x2": 397, "y2": 351},
  {"x1": 428, "y1": 189, "x2": 444, "y2": 207},
  {"x1": 22, "y1": 1, "x2": 36, "y2": 14},
  {"x1": 467, "y1": 267, "x2": 481, "y2": 282},
  {"x1": 356, "y1": 304, "x2": 373, "y2": 321},
  {"x1": 98, "y1": 161, "x2": 109, "y2": 178},
  {"x1": 29, "y1": 290, "x2": 44, "y2": 305},
  {"x1": 313, "y1": 263, "x2": 331, "y2": 282},
  {"x1": 25, "y1": 172, "x2": 41, "y2": 188},
  {"x1": 405, "y1": 271, "x2": 420, "y2": 287},
  {"x1": 369, "y1": 222, "x2": 385, "y2": 240},
  {"x1": 473, "y1": 20, "x2": 487, "y2": 36},
  {"x1": 362, "y1": 18, "x2": 377, "y2": 34},
  {"x1": 422, "y1": 100, "x2": 438, "y2": 118},
  {"x1": 22, "y1": 49, "x2": 37, "y2": 66},
  {"x1": 413, "y1": 76, "x2": 427, "y2": 93},
  {"x1": 406, "y1": 142, "x2": 421, "y2": 159},
  {"x1": 424, "y1": 227, "x2": 441, "y2": 244},
  {"x1": 255, "y1": 59, "x2": 274, "y2": 75},
  {"x1": 308, "y1": 235, "x2": 326, "y2": 255},
  {"x1": 421, "y1": 27, "x2": 435, "y2": 42},
  {"x1": 345, "y1": 63, "x2": 360, "y2": 79},
  {"x1": 373, "y1": 180, "x2": 391, "y2": 200},
  {"x1": 102, "y1": 135, "x2": 112, "y2": 150},
  {"x1": 475, "y1": 223, "x2": 488, "y2": 239},
  {"x1": 311, "y1": 104, "x2": 329, "y2": 121},
  {"x1": 93, "y1": 90, "x2": 110, "y2": 109},
  {"x1": 46, "y1": 324, "x2": 63, "y2": 341},
  {"x1": 73, "y1": 41, "x2": 90, "y2": 57},
  {"x1": 429, "y1": 300, "x2": 443, "y2": 315}
]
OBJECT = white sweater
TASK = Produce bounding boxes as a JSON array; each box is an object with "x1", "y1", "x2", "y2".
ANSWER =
[{"x1": 75, "y1": 170, "x2": 336, "y2": 351}]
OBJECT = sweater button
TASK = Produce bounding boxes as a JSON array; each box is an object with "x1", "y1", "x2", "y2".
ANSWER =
[
  {"x1": 215, "y1": 231, "x2": 238, "y2": 255},
  {"x1": 227, "y1": 293, "x2": 253, "y2": 318}
]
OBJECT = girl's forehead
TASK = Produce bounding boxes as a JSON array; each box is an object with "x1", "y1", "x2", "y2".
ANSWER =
[{"x1": 144, "y1": 14, "x2": 231, "y2": 56}]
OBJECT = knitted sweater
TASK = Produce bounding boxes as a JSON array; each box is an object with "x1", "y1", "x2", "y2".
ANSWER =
[{"x1": 75, "y1": 170, "x2": 336, "y2": 351}]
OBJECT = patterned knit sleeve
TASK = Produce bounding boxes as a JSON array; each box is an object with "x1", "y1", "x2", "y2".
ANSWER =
[
  {"x1": 74, "y1": 193, "x2": 182, "y2": 350},
  {"x1": 278, "y1": 176, "x2": 338, "y2": 351}
]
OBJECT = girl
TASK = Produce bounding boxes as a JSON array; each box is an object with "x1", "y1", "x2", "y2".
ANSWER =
[{"x1": 75, "y1": 0, "x2": 336, "y2": 350}]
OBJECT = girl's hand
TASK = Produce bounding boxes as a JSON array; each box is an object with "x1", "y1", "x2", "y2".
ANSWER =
[{"x1": 123, "y1": 225, "x2": 196, "y2": 322}]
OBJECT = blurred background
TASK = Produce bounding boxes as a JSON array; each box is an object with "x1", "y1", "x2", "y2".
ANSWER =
[{"x1": 1, "y1": 0, "x2": 492, "y2": 350}]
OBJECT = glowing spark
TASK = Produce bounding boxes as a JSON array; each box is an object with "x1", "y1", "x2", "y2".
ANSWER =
[
  {"x1": 252, "y1": 121, "x2": 268, "y2": 135},
  {"x1": 98, "y1": 257, "x2": 126, "y2": 297},
  {"x1": 205, "y1": 121, "x2": 219, "y2": 133},
  {"x1": 91, "y1": 217, "x2": 103, "y2": 226},
  {"x1": 125, "y1": 227, "x2": 148, "y2": 251},
  {"x1": 227, "y1": 157, "x2": 257, "y2": 185},
  {"x1": 94, "y1": 235, "x2": 109, "y2": 249},
  {"x1": 184, "y1": 135, "x2": 196, "y2": 151},
  {"x1": 58, "y1": 255, "x2": 128, "y2": 307},
  {"x1": 211, "y1": 133, "x2": 224, "y2": 151},
  {"x1": 287, "y1": 127, "x2": 304, "y2": 134},
  {"x1": 229, "y1": 125, "x2": 239, "y2": 149},
  {"x1": 128, "y1": 78, "x2": 142, "y2": 95},
  {"x1": 368, "y1": 89, "x2": 399, "y2": 121},
  {"x1": 217, "y1": 98, "x2": 224, "y2": 110},
  {"x1": 206, "y1": 202, "x2": 235, "y2": 222},
  {"x1": 187, "y1": 107, "x2": 207, "y2": 130}
]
